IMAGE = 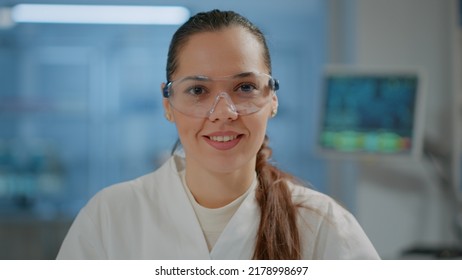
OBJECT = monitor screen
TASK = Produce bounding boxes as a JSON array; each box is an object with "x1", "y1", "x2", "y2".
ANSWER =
[{"x1": 317, "y1": 67, "x2": 424, "y2": 158}]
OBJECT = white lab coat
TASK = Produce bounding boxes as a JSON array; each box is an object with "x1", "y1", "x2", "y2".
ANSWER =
[{"x1": 57, "y1": 155, "x2": 380, "y2": 260}]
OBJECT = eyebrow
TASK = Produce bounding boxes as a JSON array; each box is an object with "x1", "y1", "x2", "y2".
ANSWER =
[
  {"x1": 180, "y1": 72, "x2": 258, "y2": 81},
  {"x1": 181, "y1": 75, "x2": 211, "y2": 82},
  {"x1": 232, "y1": 72, "x2": 257, "y2": 78}
]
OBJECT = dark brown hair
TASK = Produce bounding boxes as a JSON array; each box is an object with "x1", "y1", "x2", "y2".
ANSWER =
[
  {"x1": 166, "y1": 9, "x2": 271, "y2": 81},
  {"x1": 166, "y1": 10, "x2": 301, "y2": 259}
]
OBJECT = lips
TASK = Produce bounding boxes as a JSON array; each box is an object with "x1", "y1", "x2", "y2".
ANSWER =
[{"x1": 204, "y1": 132, "x2": 243, "y2": 150}]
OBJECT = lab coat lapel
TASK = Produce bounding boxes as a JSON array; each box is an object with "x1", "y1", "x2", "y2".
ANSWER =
[
  {"x1": 210, "y1": 187, "x2": 259, "y2": 259},
  {"x1": 157, "y1": 157, "x2": 211, "y2": 259}
]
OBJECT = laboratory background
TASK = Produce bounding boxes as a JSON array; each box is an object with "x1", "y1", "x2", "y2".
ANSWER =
[{"x1": 0, "y1": 0, "x2": 461, "y2": 259}]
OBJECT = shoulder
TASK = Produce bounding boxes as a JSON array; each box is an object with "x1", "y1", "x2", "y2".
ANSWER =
[
  {"x1": 57, "y1": 156, "x2": 186, "y2": 259},
  {"x1": 287, "y1": 182, "x2": 380, "y2": 259},
  {"x1": 288, "y1": 182, "x2": 344, "y2": 215},
  {"x1": 287, "y1": 181, "x2": 358, "y2": 229},
  {"x1": 84, "y1": 156, "x2": 181, "y2": 215}
]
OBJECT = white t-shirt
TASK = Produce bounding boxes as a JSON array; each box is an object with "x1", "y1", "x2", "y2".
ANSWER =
[{"x1": 180, "y1": 169, "x2": 258, "y2": 251}]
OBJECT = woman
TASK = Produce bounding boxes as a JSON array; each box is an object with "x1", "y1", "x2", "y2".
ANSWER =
[{"x1": 57, "y1": 10, "x2": 379, "y2": 260}]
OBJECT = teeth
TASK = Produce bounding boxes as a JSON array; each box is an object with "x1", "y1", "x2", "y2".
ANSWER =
[{"x1": 209, "y1": 135, "x2": 238, "y2": 142}]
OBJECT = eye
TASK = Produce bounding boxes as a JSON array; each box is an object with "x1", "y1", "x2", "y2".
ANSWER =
[
  {"x1": 186, "y1": 85, "x2": 207, "y2": 96},
  {"x1": 236, "y1": 83, "x2": 258, "y2": 93}
]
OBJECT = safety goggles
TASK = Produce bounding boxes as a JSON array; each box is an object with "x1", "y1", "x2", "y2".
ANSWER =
[{"x1": 162, "y1": 72, "x2": 279, "y2": 118}]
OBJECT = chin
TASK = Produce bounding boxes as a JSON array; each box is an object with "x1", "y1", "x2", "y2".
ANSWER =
[{"x1": 205, "y1": 154, "x2": 255, "y2": 174}]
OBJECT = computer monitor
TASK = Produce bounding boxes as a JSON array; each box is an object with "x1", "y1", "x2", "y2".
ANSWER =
[{"x1": 316, "y1": 66, "x2": 425, "y2": 159}]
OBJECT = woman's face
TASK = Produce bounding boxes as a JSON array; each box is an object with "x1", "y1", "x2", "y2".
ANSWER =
[{"x1": 162, "y1": 26, "x2": 277, "y2": 174}]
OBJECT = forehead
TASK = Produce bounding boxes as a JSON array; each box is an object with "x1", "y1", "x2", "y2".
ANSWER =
[{"x1": 174, "y1": 26, "x2": 267, "y2": 79}]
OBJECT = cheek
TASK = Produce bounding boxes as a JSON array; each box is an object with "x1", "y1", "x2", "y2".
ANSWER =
[
  {"x1": 174, "y1": 115, "x2": 203, "y2": 140},
  {"x1": 245, "y1": 112, "x2": 270, "y2": 140}
]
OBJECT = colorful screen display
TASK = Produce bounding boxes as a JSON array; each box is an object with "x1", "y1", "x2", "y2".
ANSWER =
[{"x1": 318, "y1": 72, "x2": 419, "y2": 155}]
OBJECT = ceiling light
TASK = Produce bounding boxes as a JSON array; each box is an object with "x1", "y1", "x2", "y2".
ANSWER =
[{"x1": 11, "y1": 4, "x2": 190, "y2": 25}]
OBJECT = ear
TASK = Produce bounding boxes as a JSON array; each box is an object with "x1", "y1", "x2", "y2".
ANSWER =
[
  {"x1": 161, "y1": 83, "x2": 174, "y2": 123},
  {"x1": 270, "y1": 93, "x2": 278, "y2": 118}
]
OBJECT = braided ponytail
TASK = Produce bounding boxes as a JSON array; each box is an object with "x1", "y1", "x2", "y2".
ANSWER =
[{"x1": 253, "y1": 135, "x2": 301, "y2": 259}]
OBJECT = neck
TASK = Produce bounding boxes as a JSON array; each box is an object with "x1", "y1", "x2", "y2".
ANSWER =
[{"x1": 184, "y1": 159, "x2": 256, "y2": 209}]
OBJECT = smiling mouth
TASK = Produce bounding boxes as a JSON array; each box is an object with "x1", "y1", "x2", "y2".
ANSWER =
[{"x1": 208, "y1": 135, "x2": 239, "y2": 142}]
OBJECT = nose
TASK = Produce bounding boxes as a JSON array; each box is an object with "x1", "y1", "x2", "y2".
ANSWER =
[{"x1": 207, "y1": 92, "x2": 238, "y2": 121}]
